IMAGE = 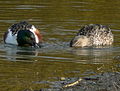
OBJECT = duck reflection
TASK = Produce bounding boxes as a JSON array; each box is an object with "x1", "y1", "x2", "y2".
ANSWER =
[
  {"x1": 4, "y1": 44, "x2": 39, "y2": 61},
  {"x1": 71, "y1": 46, "x2": 113, "y2": 55},
  {"x1": 70, "y1": 46, "x2": 114, "y2": 64}
]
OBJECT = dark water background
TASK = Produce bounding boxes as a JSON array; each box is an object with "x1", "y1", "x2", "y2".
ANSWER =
[{"x1": 0, "y1": 0, "x2": 120, "y2": 90}]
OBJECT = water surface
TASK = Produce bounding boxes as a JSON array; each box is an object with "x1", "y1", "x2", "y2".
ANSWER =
[{"x1": 0, "y1": 0, "x2": 120, "y2": 90}]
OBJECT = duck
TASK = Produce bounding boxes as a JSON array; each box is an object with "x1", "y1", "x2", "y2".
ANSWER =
[
  {"x1": 70, "y1": 24, "x2": 113, "y2": 47},
  {"x1": 3, "y1": 21, "x2": 42, "y2": 47}
]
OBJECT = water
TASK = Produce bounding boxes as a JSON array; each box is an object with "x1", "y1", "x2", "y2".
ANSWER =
[{"x1": 0, "y1": 0, "x2": 120, "y2": 90}]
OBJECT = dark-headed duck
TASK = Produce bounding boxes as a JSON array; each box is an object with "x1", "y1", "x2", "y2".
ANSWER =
[{"x1": 4, "y1": 21, "x2": 42, "y2": 47}]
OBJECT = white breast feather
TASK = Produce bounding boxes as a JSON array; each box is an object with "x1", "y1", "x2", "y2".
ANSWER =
[{"x1": 5, "y1": 29, "x2": 18, "y2": 45}]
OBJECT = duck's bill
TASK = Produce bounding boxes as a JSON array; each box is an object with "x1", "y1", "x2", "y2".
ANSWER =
[{"x1": 33, "y1": 43, "x2": 42, "y2": 48}]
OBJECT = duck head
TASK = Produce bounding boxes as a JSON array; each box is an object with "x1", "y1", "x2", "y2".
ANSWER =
[
  {"x1": 17, "y1": 29, "x2": 40, "y2": 47},
  {"x1": 70, "y1": 35, "x2": 90, "y2": 47}
]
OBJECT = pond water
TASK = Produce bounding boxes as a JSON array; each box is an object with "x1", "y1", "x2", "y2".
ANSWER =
[{"x1": 0, "y1": 0, "x2": 120, "y2": 91}]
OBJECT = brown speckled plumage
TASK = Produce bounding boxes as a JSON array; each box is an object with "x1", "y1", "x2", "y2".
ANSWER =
[{"x1": 70, "y1": 24, "x2": 113, "y2": 47}]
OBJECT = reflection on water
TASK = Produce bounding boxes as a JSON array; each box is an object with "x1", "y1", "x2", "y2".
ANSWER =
[
  {"x1": 0, "y1": 44, "x2": 37, "y2": 61},
  {"x1": 70, "y1": 47, "x2": 114, "y2": 64},
  {"x1": 0, "y1": 0, "x2": 120, "y2": 90}
]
